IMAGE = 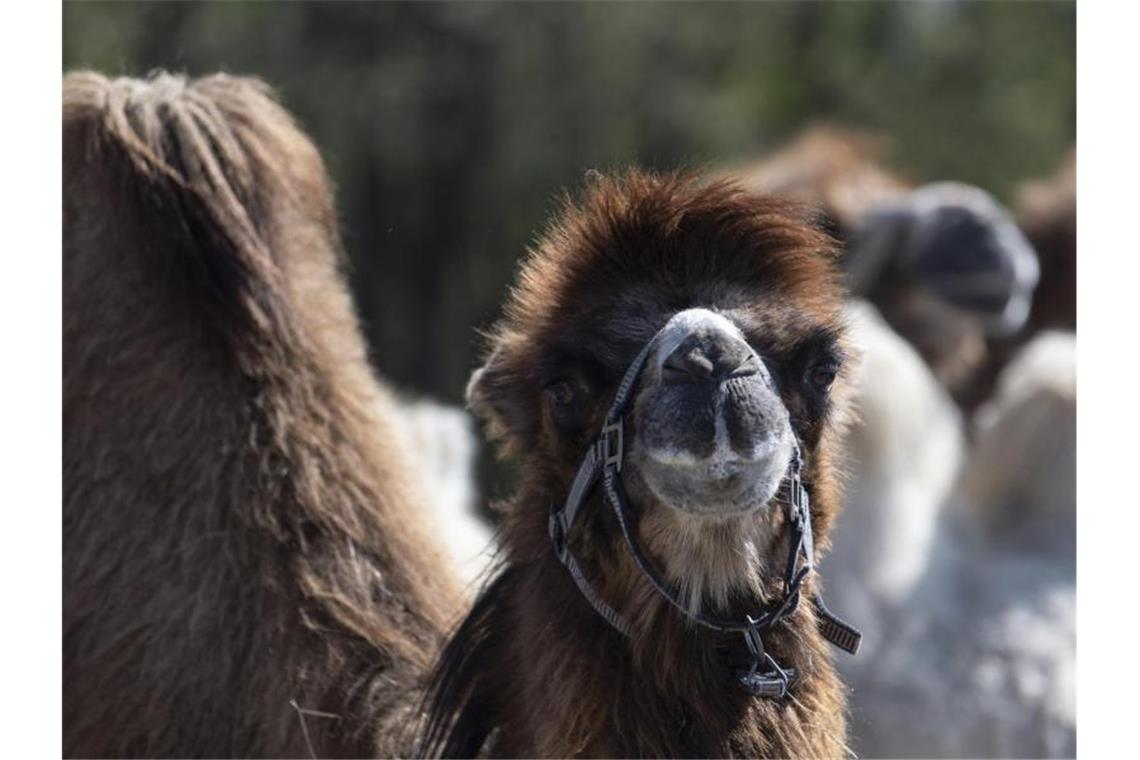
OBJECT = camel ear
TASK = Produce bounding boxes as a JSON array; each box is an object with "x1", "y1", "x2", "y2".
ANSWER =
[
  {"x1": 466, "y1": 346, "x2": 527, "y2": 450},
  {"x1": 465, "y1": 360, "x2": 498, "y2": 422}
]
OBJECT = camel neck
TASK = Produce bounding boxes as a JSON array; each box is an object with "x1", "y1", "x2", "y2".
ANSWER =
[{"x1": 494, "y1": 554, "x2": 844, "y2": 757}]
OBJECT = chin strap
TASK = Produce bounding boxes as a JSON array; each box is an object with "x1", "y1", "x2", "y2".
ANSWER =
[{"x1": 547, "y1": 328, "x2": 861, "y2": 699}]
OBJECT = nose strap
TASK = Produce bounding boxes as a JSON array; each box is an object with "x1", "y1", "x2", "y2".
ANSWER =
[{"x1": 546, "y1": 324, "x2": 861, "y2": 699}]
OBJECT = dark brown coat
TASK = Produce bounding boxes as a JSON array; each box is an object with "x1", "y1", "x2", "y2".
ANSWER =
[
  {"x1": 63, "y1": 72, "x2": 461, "y2": 758},
  {"x1": 1014, "y1": 148, "x2": 1076, "y2": 334},
  {"x1": 728, "y1": 124, "x2": 911, "y2": 238},
  {"x1": 425, "y1": 171, "x2": 854, "y2": 757}
]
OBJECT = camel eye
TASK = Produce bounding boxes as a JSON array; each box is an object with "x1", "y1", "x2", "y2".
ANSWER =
[
  {"x1": 544, "y1": 376, "x2": 594, "y2": 436},
  {"x1": 543, "y1": 371, "x2": 598, "y2": 436},
  {"x1": 546, "y1": 380, "x2": 577, "y2": 407},
  {"x1": 809, "y1": 361, "x2": 840, "y2": 392}
]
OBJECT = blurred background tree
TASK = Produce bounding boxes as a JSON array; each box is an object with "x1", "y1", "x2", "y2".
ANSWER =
[{"x1": 63, "y1": 0, "x2": 1074, "y2": 495}]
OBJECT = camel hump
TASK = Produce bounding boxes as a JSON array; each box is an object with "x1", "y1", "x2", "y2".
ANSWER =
[{"x1": 63, "y1": 70, "x2": 333, "y2": 341}]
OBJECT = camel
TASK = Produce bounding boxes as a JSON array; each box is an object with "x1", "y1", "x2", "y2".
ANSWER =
[
  {"x1": 63, "y1": 71, "x2": 463, "y2": 757},
  {"x1": 846, "y1": 329, "x2": 1076, "y2": 756},
  {"x1": 423, "y1": 170, "x2": 861, "y2": 757},
  {"x1": 824, "y1": 305, "x2": 1074, "y2": 757},
  {"x1": 729, "y1": 126, "x2": 1041, "y2": 401}
]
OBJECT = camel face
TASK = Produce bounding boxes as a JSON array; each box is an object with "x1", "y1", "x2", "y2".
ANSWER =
[
  {"x1": 468, "y1": 172, "x2": 852, "y2": 611},
  {"x1": 628, "y1": 307, "x2": 796, "y2": 517}
]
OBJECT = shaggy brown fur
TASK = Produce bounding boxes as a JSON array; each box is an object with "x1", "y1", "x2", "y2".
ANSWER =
[
  {"x1": 424, "y1": 171, "x2": 854, "y2": 757},
  {"x1": 728, "y1": 125, "x2": 911, "y2": 238},
  {"x1": 63, "y1": 72, "x2": 462, "y2": 757}
]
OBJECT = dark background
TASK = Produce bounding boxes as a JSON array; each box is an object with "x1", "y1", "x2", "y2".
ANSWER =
[{"x1": 64, "y1": 1, "x2": 1075, "y2": 505}]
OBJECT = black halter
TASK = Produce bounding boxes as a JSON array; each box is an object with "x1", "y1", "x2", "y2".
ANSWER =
[{"x1": 547, "y1": 327, "x2": 861, "y2": 698}]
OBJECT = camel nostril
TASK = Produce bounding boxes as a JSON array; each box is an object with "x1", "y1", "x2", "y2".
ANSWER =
[
  {"x1": 663, "y1": 348, "x2": 715, "y2": 381},
  {"x1": 662, "y1": 334, "x2": 759, "y2": 383},
  {"x1": 729, "y1": 353, "x2": 761, "y2": 379}
]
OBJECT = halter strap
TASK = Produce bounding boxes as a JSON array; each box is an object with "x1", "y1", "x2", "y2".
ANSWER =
[{"x1": 547, "y1": 326, "x2": 861, "y2": 698}]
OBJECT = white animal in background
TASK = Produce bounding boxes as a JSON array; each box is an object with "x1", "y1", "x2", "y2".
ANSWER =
[
  {"x1": 825, "y1": 300, "x2": 965, "y2": 660},
  {"x1": 962, "y1": 330, "x2": 1076, "y2": 545},
  {"x1": 841, "y1": 329, "x2": 1075, "y2": 758},
  {"x1": 390, "y1": 397, "x2": 495, "y2": 591}
]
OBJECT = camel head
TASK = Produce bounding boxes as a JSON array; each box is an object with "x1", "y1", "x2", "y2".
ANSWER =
[{"x1": 469, "y1": 170, "x2": 855, "y2": 618}]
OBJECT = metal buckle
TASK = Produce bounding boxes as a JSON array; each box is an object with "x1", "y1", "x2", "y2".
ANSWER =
[
  {"x1": 787, "y1": 472, "x2": 814, "y2": 573},
  {"x1": 738, "y1": 618, "x2": 795, "y2": 698},
  {"x1": 738, "y1": 653, "x2": 795, "y2": 698},
  {"x1": 600, "y1": 419, "x2": 624, "y2": 472},
  {"x1": 789, "y1": 474, "x2": 806, "y2": 525},
  {"x1": 743, "y1": 615, "x2": 766, "y2": 661}
]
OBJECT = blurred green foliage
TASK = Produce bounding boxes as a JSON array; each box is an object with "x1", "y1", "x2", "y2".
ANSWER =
[{"x1": 63, "y1": 1, "x2": 1074, "y2": 411}]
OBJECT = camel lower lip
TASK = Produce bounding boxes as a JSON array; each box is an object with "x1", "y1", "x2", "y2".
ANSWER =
[
  {"x1": 644, "y1": 453, "x2": 765, "y2": 472},
  {"x1": 635, "y1": 442, "x2": 792, "y2": 517},
  {"x1": 663, "y1": 495, "x2": 772, "y2": 517},
  {"x1": 643, "y1": 459, "x2": 779, "y2": 496}
]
